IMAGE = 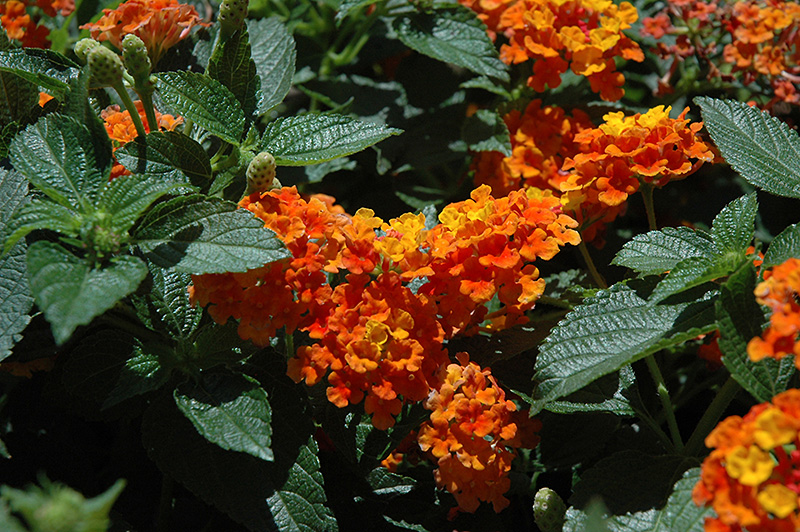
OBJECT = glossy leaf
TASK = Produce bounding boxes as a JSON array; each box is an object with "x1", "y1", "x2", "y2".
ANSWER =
[
  {"x1": 98, "y1": 173, "x2": 191, "y2": 235},
  {"x1": 762, "y1": 222, "x2": 800, "y2": 268},
  {"x1": 711, "y1": 193, "x2": 758, "y2": 255},
  {"x1": 247, "y1": 17, "x2": 295, "y2": 114},
  {"x1": 114, "y1": 131, "x2": 210, "y2": 187},
  {"x1": 208, "y1": 27, "x2": 259, "y2": 118},
  {"x1": 612, "y1": 226, "x2": 715, "y2": 276},
  {"x1": 461, "y1": 108, "x2": 511, "y2": 156},
  {"x1": 0, "y1": 48, "x2": 80, "y2": 91}
]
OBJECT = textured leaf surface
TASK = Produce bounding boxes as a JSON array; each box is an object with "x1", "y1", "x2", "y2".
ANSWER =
[
  {"x1": 104, "y1": 347, "x2": 171, "y2": 408},
  {"x1": 260, "y1": 114, "x2": 401, "y2": 165},
  {"x1": 461, "y1": 108, "x2": 511, "y2": 156},
  {"x1": 4, "y1": 199, "x2": 80, "y2": 253},
  {"x1": 132, "y1": 195, "x2": 289, "y2": 274},
  {"x1": 612, "y1": 227, "x2": 715, "y2": 275},
  {"x1": 0, "y1": 69, "x2": 37, "y2": 125},
  {"x1": 696, "y1": 97, "x2": 800, "y2": 198},
  {"x1": 114, "y1": 131, "x2": 210, "y2": 187},
  {"x1": 718, "y1": 263, "x2": 794, "y2": 402},
  {"x1": 711, "y1": 193, "x2": 757, "y2": 254},
  {"x1": 393, "y1": 6, "x2": 508, "y2": 81},
  {"x1": 155, "y1": 72, "x2": 245, "y2": 144},
  {"x1": 99, "y1": 173, "x2": 190, "y2": 235},
  {"x1": 0, "y1": 48, "x2": 80, "y2": 91},
  {"x1": 144, "y1": 266, "x2": 200, "y2": 339},
  {"x1": 763, "y1": 222, "x2": 800, "y2": 267},
  {"x1": 647, "y1": 256, "x2": 738, "y2": 304},
  {"x1": 175, "y1": 372, "x2": 273, "y2": 462},
  {"x1": 544, "y1": 368, "x2": 637, "y2": 416},
  {"x1": 248, "y1": 18, "x2": 295, "y2": 114},
  {"x1": 10, "y1": 114, "x2": 105, "y2": 209},
  {"x1": 532, "y1": 284, "x2": 718, "y2": 412},
  {"x1": 27, "y1": 242, "x2": 148, "y2": 344},
  {"x1": 208, "y1": 27, "x2": 259, "y2": 118}
]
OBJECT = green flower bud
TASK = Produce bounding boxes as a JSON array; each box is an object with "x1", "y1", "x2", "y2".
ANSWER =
[
  {"x1": 87, "y1": 45, "x2": 124, "y2": 88},
  {"x1": 218, "y1": 0, "x2": 248, "y2": 40},
  {"x1": 533, "y1": 487, "x2": 566, "y2": 532},
  {"x1": 245, "y1": 151, "x2": 280, "y2": 194},
  {"x1": 74, "y1": 38, "x2": 100, "y2": 64},
  {"x1": 122, "y1": 34, "x2": 152, "y2": 83}
]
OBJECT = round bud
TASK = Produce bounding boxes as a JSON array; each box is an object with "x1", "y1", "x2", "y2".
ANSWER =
[
  {"x1": 245, "y1": 151, "x2": 280, "y2": 194},
  {"x1": 122, "y1": 34, "x2": 151, "y2": 81},
  {"x1": 218, "y1": 0, "x2": 249, "y2": 39},
  {"x1": 74, "y1": 38, "x2": 100, "y2": 64},
  {"x1": 87, "y1": 45, "x2": 124, "y2": 88},
  {"x1": 533, "y1": 487, "x2": 566, "y2": 532}
]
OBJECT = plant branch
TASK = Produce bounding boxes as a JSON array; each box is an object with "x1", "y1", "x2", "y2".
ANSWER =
[
  {"x1": 684, "y1": 376, "x2": 741, "y2": 456},
  {"x1": 645, "y1": 355, "x2": 684, "y2": 452}
]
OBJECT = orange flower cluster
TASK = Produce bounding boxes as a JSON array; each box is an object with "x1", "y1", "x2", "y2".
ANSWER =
[
  {"x1": 416, "y1": 354, "x2": 541, "y2": 512},
  {"x1": 463, "y1": 0, "x2": 644, "y2": 101},
  {"x1": 1, "y1": 0, "x2": 73, "y2": 48},
  {"x1": 747, "y1": 258, "x2": 800, "y2": 369},
  {"x1": 693, "y1": 388, "x2": 800, "y2": 531},
  {"x1": 80, "y1": 0, "x2": 209, "y2": 64},
  {"x1": 101, "y1": 101, "x2": 183, "y2": 179}
]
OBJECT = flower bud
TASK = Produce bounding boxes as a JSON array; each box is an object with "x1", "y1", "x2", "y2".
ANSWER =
[
  {"x1": 533, "y1": 487, "x2": 566, "y2": 532},
  {"x1": 74, "y1": 38, "x2": 100, "y2": 64},
  {"x1": 87, "y1": 45, "x2": 124, "y2": 88},
  {"x1": 122, "y1": 34, "x2": 152, "y2": 83},
  {"x1": 245, "y1": 151, "x2": 280, "y2": 195},
  {"x1": 218, "y1": 0, "x2": 248, "y2": 40}
]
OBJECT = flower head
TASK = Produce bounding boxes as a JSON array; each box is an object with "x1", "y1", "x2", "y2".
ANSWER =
[{"x1": 747, "y1": 258, "x2": 800, "y2": 369}]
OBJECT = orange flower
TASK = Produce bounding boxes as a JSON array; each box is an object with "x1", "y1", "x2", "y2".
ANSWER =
[
  {"x1": 0, "y1": 0, "x2": 50, "y2": 48},
  {"x1": 694, "y1": 389, "x2": 800, "y2": 531},
  {"x1": 80, "y1": 0, "x2": 209, "y2": 64},
  {"x1": 747, "y1": 258, "x2": 800, "y2": 369}
]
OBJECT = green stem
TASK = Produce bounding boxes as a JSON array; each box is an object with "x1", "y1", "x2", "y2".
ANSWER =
[
  {"x1": 211, "y1": 147, "x2": 240, "y2": 173},
  {"x1": 285, "y1": 329, "x2": 294, "y2": 358},
  {"x1": 640, "y1": 182, "x2": 658, "y2": 232},
  {"x1": 155, "y1": 474, "x2": 173, "y2": 532},
  {"x1": 183, "y1": 118, "x2": 194, "y2": 137},
  {"x1": 633, "y1": 402, "x2": 677, "y2": 452},
  {"x1": 578, "y1": 241, "x2": 608, "y2": 289},
  {"x1": 645, "y1": 355, "x2": 684, "y2": 452},
  {"x1": 684, "y1": 376, "x2": 741, "y2": 456},
  {"x1": 138, "y1": 90, "x2": 159, "y2": 134},
  {"x1": 112, "y1": 81, "x2": 147, "y2": 138}
]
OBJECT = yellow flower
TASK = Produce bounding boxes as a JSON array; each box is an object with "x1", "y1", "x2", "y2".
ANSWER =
[
  {"x1": 757, "y1": 484, "x2": 798, "y2": 518},
  {"x1": 725, "y1": 445, "x2": 774, "y2": 486}
]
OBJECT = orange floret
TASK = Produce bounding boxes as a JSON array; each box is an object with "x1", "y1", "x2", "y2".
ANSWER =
[
  {"x1": 694, "y1": 389, "x2": 800, "y2": 531},
  {"x1": 747, "y1": 258, "x2": 800, "y2": 369},
  {"x1": 0, "y1": 0, "x2": 50, "y2": 48}
]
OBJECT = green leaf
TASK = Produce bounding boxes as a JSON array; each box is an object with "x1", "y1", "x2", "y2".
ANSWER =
[
  {"x1": 461, "y1": 108, "x2": 511, "y2": 156},
  {"x1": 154, "y1": 72, "x2": 246, "y2": 144},
  {"x1": 248, "y1": 17, "x2": 296, "y2": 115},
  {"x1": 98, "y1": 173, "x2": 192, "y2": 235},
  {"x1": 0, "y1": 69, "x2": 38, "y2": 126},
  {"x1": 365, "y1": 468, "x2": 417, "y2": 498},
  {"x1": 538, "y1": 412, "x2": 621, "y2": 469},
  {"x1": 696, "y1": 97, "x2": 800, "y2": 198},
  {"x1": 174, "y1": 371, "x2": 273, "y2": 462},
  {"x1": 132, "y1": 195, "x2": 290, "y2": 274},
  {"x1": 335, "y1": 0, "x2": 378, "y2": 23},
  {"x1": 140, "y1": 265, "x2": 200, "y2": 339},
  {"x1": 3, "y1": 198, "x2": 80, "y2": 253},
  {"x1": 393, "y1": 6, "x2": 509, "y2": 82},
  {"x1": 103, "y1": 345, "x2": 172, "y2": 409},
  {"x1": 612, "y1": 227, "x2": 715, "y2": 276},
  {"x1": 711, "y1": 193, "x2": 757, "y2": 254},
  {"x1": 564, "y1": 468, "x2": 710, "y2": 532},
  {"x1": 260, "y1": 113, "x2": 401, "y2": 166},
  {"x1": 113, "y1": 131, "x2": 211, "y2": 188},
  {"x1": 27, "y1": 242, "x2": 148, "y2": 344},
  {"x1": 532, "y1": 284, "x2": 718, "y2": 413},
  {"x1": 647, "y1": 256, "x2": 740, "y2": 304},
  {"x1": 0, "y1": 167, "x2": 30, "y2": 244},
  {"x1": 544, "y1": 367, "x2": 637, "y2": 416},
  {"x1": 208, "y1": 27, "x2": 259, "y2": 119},
  {"x1": 10, "y1": 114, "x2": 106, "y2": 210},
  {"x1": 763, "y1": 222, "x2": 800, "y2": 268},
  {"x1": 0, "y1": 48, "x2": 80, "y2": 91},
  {"x1": 62, "y1": 69, "x2": 112, "y2": 174},
  {"x1": 717, "y1": 262, "x2": 794, "y2": 402}
]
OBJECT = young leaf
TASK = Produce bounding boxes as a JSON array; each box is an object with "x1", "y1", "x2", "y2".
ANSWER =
[
  {"x1": 113, "y1": 131, "x2": 211, "y2": 188},
  {"x1": 762, "y1": 222, "x2": 800, "y2": 268},
  {"x1": 132, "y1": 194, "x2": 290, "y2": 274},
  {"x1": 4, "y1": 199, "x2": 81, "y2": 253},
  {"x1": 62, "y1": 69, "x2": 112, "y2": 173},
  {"x1": 696, "y1": 97, "x2": 800, "y2": 198},
  {"x1": 154, "y1": 72, "x2": 246, "y2": 144},
  {"x1": 0, "y1": 48, "x2": 80, "y2": 91},
  {"x1": 647, "y1": 256, "x2": 741, "y2": 304},
  {"x1": 247, "y1": 18, "x2": 295, "y2": 114},
  {"x1": 717, "y1": 263, "x2": 794, "y2": 402},
  {"x1": 612, "y1": 226, "x2": 715, "y2": 276},
  {"x1": 260, "y1": 113, "x2": 401, "y2": 166},
  {"x1": 461, "y1": 108, "x2": 511, "y2": 156},
  {"x1": 208, "y1": 27, "x2": 260, "y2": 119},
  {"x1": 392, "y1": 6, "x2": 509, "y2": 82},
  {"x1": 174, "y1": 371, "x2": 273, "y2": 462},
  {"x1": 711, "y1": 193, "x2": 758, "y2": 255},
  {"x1": 97, "y1": 173, "x2": 192, "y2": 235},
  {"x1": 532, "y1": 284, "x2": 718, "y2": 413},
  {"x1": 26, "y1": 242, "x2": 148, "y2": 344},
  {"x1": 103, "y1": 345, "x2": 172, "y2": 409},
  {"x1": 10, "y1": 114, "x2": 106, "y2": 210}
]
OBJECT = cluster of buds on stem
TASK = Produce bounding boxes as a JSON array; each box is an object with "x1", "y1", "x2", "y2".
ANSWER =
[{"x1": 218, "y1": 0, "x2": 248, "y2": 41}]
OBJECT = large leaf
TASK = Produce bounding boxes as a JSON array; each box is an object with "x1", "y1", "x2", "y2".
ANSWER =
[
  {"x1": 9, "y1": 114, "x2": 105, "y2": 210},
  {"x1": 132, "y1": 195, "x2": 290, "y2": 274},
  {"x1": 208, "y1": 27, "x2": 260, "y2": 118},
  {"x1": 0, "y1": 69, "x2": 37, "y2": 125},
  {"x1": 461, "y1": 108, "x2": 511, "y2": 156},
  {"x1": 711, "y1": 193, "x2": 758, "y2": 255},
  {"x1": 26, "y1": 242, "x2": 148, "y2": 344},
  {"x1": 114, "y1": 131, "x2": 210, "y2": 188},
  {"x1": 139, "y1": 265, "x2": 200, "y2": 339},
  {"x1": 3, "y1": 198, "x2": 80, "y2": 253},
  {"x1": 260, "y1": 113, "x2": 401, "y2": 166},
  {"x1": 532, "y1": 283, "x2": 718, "y2": 413},
  {"x1": 97, "y1": 173, "x2": 191, "y2": 235},
  {"x1": 174, "y1": 371, "x2": 273, "y2": 462},
  {"x1": 696, "y1": 97, "x2": 800, "y2": 198},
  {"x1": 647, "y1": 256, "x2": 736, "y2": 304},
  {"x1": 717, "y1": 263, "x2": 794, "y2": 402},
  {"x1": 393, "y1": 6, "x2": 509, "y2": 81},
  {"x1": 154, "y1": 72, "x2": 246, "y2": 144},
  {"x1": 612, "y1": 227, "x2": 715, "y2": 276},
  {"x1": 544, "y1": 368, "x2": 637, "y2": 416},
  {"x1": 248, "y1": 18, "x2": 295, "y2": 114},
  {"x1": 0, "y1": 48, "x2": 80, "y2": 91},
  {"x1": 763, "y1": 222, "x2": 800, "y2": 268}
]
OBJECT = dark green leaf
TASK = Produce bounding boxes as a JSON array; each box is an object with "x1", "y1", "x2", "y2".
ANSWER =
[
  {"x1": 335, "y1": 0, "x2": 378, "y2": 23},
  {"x1": 459, "y1": 75, "x2": 512, "y2": 98},
  {"x1": 103, "y1": 345, "x2": 172, "y2": 408},
  {"x1": 62, "y1": 69, "x2": 112, "y2": 174},
  {"x1": 208, "y1": 27, "x2": 259, "y2": 118},
  {"x1": 544, "y1": 367, "x2": 637, "y2": 416},
  {"x1": 248, "y1": 17, "x2": 296, "y2": 114},
  {"x1": 0, "y1": 48, "x2": 80, "y2": 91},
  {"x1": 154, "y1": 72, "x2": 246, "y2": 144},
  {"x1": 260, "y1": 113, "x2": 401, "y2": 166},
  {"x1": 10, "y1": 114, "x2": 106, "y2": 210},
  {"x1": 538, "y1": 412, "x2": 621, "y2": 469},
  {"x1": 98, "y1": 173, "x2": 192, "y2": 235},
  {"x1": 27, "y1": 242, "x2": 148, "y2": 344},
  {"x1": 648, "y1": 256, "x2": 741, "y2": 304},
  {"x1": 717, "y1": 262, "x2": 794, "y2": 402},
  {"x1": 365, "y1": 468, "x2": 417, "y2": 498},
  {"x1": 532, "y1": 284, "x2": 718, "y2": 413},
  {"x1": 175, "y1": 372, "x2": 273, "y2": 462},
  {"x1": 132, "y1": 195, "x2": 289, "y2": 274},
  {"x1": 696, "y1": 97, "x2": 800, "y2": 198},
  {"x1": 711, "y1": 193, "x2": 757, "y2": 254},
  {"x1": 3, "y1": 199, "x2": 80, "y2": 253},
  {"x1": 612, "y1": 227, "x2": 715, "y2": 276},
  {"x1": 763, "y1": 222, "x2": 800, "y2": 268},
  {"x1": 144, "y1": 266, "x2": 200, "y2": 339},
  {"x1": 114, "y1": 131, "x2": 211, "y2": 188},
  {"x1": 0, "y1": 70, "x2": 37, "y2": 125},
  {"x1": 393, "y1": 6, "x2": 509, "y2": 81},
  {"x1": 461, "y1": 108, "x2": 511, "y2": 156}
]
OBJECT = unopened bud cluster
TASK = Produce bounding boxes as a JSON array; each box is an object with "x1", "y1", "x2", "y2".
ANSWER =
[{"x1": 245, "y1": 151, "x2": 280, "y2": 194}]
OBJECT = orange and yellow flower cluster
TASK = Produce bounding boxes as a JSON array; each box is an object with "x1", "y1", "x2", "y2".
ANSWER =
[
  {"x1": 80, "y1": 0, "x2": 208, "y2": 64},
  {"x1": 747, "y1": 258, "x2": 800, "y2": 369},
  {"x1": 1, "y1": 0, "x2": 73, "y2": 48},
  {"x1": 462, "y1": 0, "x2": 644, "y2": 101},
  {"x1": 693, "y1": 388, "x2": 800, "y2": 531}
]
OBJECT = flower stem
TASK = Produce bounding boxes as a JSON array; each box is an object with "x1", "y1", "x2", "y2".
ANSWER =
[
  {"x1": 645, "y1": 355, "x2": 684, "y2": 452},
  {"x1": 578, "y1": 241, "x2": 608, "y2": 289},
  {"x1": 684, "y1": 376, "x2": 740, "y2": 456},
  {"x1": 640, "y1": 182, "x2": 658, "y2": 231},
  {"x1": 112, "y1": 81, "x2": 147, "y2": 139},
  {"x1": 138, "y1": 90, "x2": 159, "y2": 134}
]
